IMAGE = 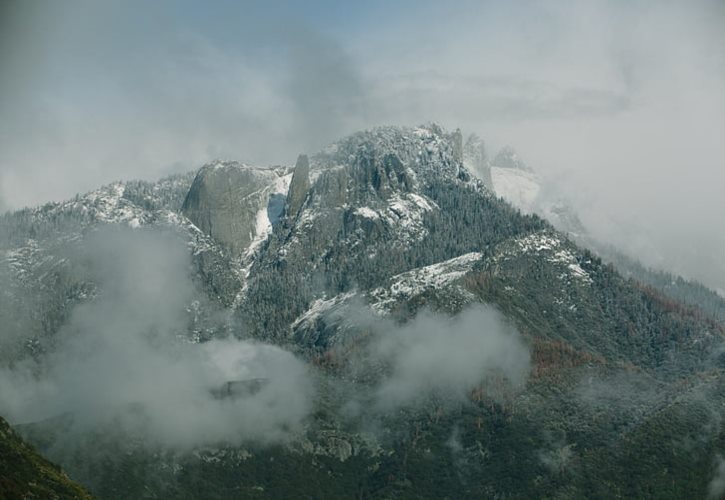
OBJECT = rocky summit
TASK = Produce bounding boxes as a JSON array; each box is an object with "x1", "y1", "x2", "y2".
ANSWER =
[{"x1": 1, "y1": 125, "x2": 725, "y2": 499}]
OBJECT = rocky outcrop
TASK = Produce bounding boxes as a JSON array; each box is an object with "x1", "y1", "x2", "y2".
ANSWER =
[
  {"x1": 450, "y1": 128, "x2": 463, "y2": 164},
  {"x1": 294, "y1": 429, "x2": 382, "y2": 463},
  {"x1": 239, "y1": 124, "x2": 483, "y2": 343},
  {"x1": 182, "y1": 161, "x2": 291, "y2": 258},
  {"x1": 286, "y1": 155, "x2": 310, "y2": 218},
  {"x1": 463, "y1": 133, "x2": 492, "y2": 187}
]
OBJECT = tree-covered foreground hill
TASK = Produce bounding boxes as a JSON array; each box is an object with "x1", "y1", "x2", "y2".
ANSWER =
[{"x1": 0, "y1": 416, "x2": 92, "y2": 499}]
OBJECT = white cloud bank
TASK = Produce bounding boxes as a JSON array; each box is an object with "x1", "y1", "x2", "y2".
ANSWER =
[{"x1": 0, "y1": 227, "x2": 314, "y2": 448}]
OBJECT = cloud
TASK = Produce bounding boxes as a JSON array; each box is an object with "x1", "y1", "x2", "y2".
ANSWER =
[
  {"x1": 313, "y1": 302, "x2": 530, "y2": 418},
  {"x1": 282, "y1": 25, "x2": 369, "y2": 153},
  {"x1": 575, "y1": 371, "x2": 665, "y2": 412},
  {"x1": 537, "y1": 442, "x2": 575, "y2": 475},
  {"x1": 0, "y1": 1, "x2": 370, "y2": 210},
  {"x1": 709, "y1": 455, "x2": 725, "y2": 500},
  {"x1": 368, "y1": 306, "x2": 530, "y2": 411},
  {"x1": 0, "y1": 226, "x2": 314, "y2": 449}
]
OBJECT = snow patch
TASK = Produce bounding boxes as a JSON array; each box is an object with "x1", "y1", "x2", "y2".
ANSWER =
[
  {"x1": 292, "y1": 292, "x2": 358, "y2": 330},
  {"x1": 369, "y1": 252, "x2": 482, "y2": 313},
  {"x1": 413, "y1": 127, "x2": 434, "y2": 139},
  {"x1": 383, "y1": 193, "x2": 436, "y2": 239},
  {"x1": 499, "y1": 231, "x2": 593, "y2": 284},
  {"x1": 490, "y1": 167, "x2": 540, "y2": 214},
  {"x1": 354, "y1": 207, "x2": 380, "y2": 219},
  {"x1": 408, "y1": 193, "x2": 437, "y2": 211},
  {"x1": 244, "y1": 172, "x2": 293, "y2": 260}
]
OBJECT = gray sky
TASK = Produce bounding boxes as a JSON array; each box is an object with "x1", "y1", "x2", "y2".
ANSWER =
[{"x1": 1, "y1": 0, "x2": 724, "y2": 290}]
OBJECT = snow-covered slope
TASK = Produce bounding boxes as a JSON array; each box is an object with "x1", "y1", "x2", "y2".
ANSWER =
[
  {"x1": 368, "y1": 252, "x2": 482, "y2": 313},
  {"x1": 473, "y1": 142, "x2": 586, "y2": 237},
  {"x1": 493, "y1": 230, "x2": 593, "y2": 285},
  {"x1": 490, "y1": 166, "x2": 541, "y2": 214}
]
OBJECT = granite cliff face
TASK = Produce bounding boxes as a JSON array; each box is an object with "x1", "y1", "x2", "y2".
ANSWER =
[
  {"x1": 285, "y1": 154, "x2": 310, "y2": 218},
  {"x1": 181, "y1": 161, "x2": 293, "y2": 258}
]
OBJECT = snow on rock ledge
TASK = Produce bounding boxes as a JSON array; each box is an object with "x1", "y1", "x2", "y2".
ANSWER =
[
  {"x1": 369, "y1": 252, "x2": 483, "y2": 312},
  {"x1": 496, "y1": 231, "x2": 593, "y2": 284}
]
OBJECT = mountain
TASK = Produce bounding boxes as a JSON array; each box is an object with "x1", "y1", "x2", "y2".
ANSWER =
[
  {"x1": 462, "y1": 135, "x2": 586, "y2": 238},
  {"x1": 1, "y1": 124, "x2": 724, "y2": 498},
  {"x1": 466, "y1": 137, "x2": 725, "y2": 324}
]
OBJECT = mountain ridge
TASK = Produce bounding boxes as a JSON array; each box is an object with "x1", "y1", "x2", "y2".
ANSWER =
[{"x1": 1, "y1": 124, "x2": 724, "y2": 498}]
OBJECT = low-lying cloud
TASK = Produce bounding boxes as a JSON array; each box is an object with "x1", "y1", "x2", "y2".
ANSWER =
[
  {"x1": 0, "y1": 225, "x2": 530, "y2": 448},
  {"x1": 0, "y1": 226, "x2": 313, "y2": 448},
  {"x1": 709, "y1": 455, "x2": 725, "y2": 500},
  {"x1": 366, "y1": 306, "x2": 530, "y2": 412}
]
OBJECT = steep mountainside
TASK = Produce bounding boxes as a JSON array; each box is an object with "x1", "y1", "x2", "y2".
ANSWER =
[
  {"x1": 1, "y1": 125, "x2": 724, "y2": 499},
  {"x1": 0, "y1": 416, "x2": 92, "y2": 499},
  {"x1": 465, "y1": 137, "x2": 725, "y2": 325}
]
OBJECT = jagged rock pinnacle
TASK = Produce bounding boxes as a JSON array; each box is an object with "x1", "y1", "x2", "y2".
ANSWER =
[{"x1": 286, "y1": 154, "x2": 310, "y2": 217}]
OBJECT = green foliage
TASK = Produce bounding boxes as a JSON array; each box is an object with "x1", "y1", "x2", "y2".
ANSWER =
[
  {"x1": 0, "y1": 416, "x2": 92, "y2": 499},
  {"x1": 603, "y1": 245, "x2": 725, "y2": 323}
]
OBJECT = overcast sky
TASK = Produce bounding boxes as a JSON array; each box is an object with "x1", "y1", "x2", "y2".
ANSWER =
[{"x1": 1, "y1": 0, "x2": 724, "y2": 290}]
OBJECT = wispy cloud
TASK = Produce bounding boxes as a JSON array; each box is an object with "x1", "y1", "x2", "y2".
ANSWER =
[{"x1": 0, "y1": 227, "x2": 314, "y2": 449}]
